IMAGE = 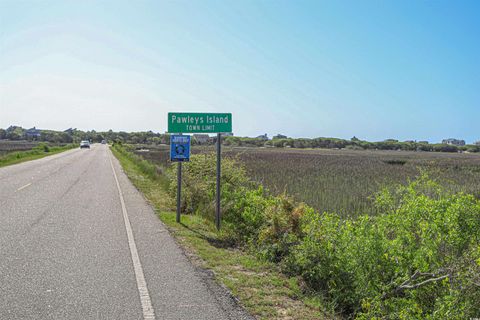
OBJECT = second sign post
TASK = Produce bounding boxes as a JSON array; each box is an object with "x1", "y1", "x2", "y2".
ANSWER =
[
  {"x1": 168, "y1": 113, "x2": 232, "y2": 230},
  {"x1": 170, "y1": 134, "x2": 191, "y2": 223}
]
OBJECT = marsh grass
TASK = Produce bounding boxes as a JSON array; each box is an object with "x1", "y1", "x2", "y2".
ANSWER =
[{"x1": 136, "y1": 145, "x2": 480, "y2": 217}]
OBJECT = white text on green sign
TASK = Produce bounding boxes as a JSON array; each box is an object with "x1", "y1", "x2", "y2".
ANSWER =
[{"x1": 168, "y1": 113, "x2": 232, "y2": 133}]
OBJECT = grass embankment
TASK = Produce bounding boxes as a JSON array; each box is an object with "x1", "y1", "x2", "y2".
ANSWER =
[
  {"x1": 0, "y1": 143, "x2": 76, "y2": 168},
  {"x1": 111, "y1": 144, "x2": 330, "y2": 320}
]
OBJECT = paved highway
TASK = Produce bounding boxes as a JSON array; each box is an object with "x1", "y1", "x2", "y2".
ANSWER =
[{"x1": 0, "y1": 144, "x2": 252, "y2": 320}]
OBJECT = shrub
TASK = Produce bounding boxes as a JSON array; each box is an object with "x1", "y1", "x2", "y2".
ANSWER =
[
  {"x1": 222, "y1": 186, "x2": 270, "y2": 244},
  {"x1": 286, "y1": 177, "x2": 480, "y2": 318},
  {"x1": 257, "y1": 197, "x2": 309, "y2": 261},
  {"x1": 166, "y1": 154, "x2": 309, "y2": 250},
  {"x1": 166, "y1": 154, "x2": 253, "y2": 220}
]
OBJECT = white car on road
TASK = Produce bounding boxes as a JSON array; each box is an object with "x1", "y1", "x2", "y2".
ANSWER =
[{"x1": 80, "y1": 140, "x2": 90, "y2": 149}]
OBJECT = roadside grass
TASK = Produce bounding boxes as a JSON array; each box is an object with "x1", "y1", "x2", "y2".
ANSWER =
[
  {"x1": 0, "y1": 143, "x2": 76, "y2": 168},
  {"x1": 111, "y1": 145, "x2": 333, "y2": 320}
]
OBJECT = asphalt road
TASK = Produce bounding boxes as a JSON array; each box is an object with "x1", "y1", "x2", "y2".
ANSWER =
[{"x1": 0, "y1": 144, "x2": 253, "y2": 320}]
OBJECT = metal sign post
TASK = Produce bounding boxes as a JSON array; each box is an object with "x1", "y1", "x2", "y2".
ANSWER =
[
  {"x1": 216, "y1": 133, "x2": 221, "y2": 230},
  {"x1": 170, "y1": 134, "x2": 191, "y2": 223},
  {"x1": 177, "y1": 162, "x2": 182, "y2": 223}
]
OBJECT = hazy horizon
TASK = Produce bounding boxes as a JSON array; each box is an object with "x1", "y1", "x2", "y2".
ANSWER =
[{"x1": 1, "y1": 1, "x2": 479, "y2": 143}]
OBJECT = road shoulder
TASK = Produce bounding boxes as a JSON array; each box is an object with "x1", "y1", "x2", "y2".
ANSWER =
[{"x1": 109, "y1": 148, "x2": 255, "y2": 320}]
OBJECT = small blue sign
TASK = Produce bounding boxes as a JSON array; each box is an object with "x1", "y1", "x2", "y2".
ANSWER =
[{"x1": 170, "y1": 135, "x2": 191, "y2": 162}]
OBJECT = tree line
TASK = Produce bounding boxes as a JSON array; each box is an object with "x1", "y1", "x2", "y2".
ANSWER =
[
  {"x1": 224, "y1": 136, "x2": 480, "y2": 153},
  {"x1": 0, "y1": 126, "x2": 170, "y2": 145},
  {"x1": 1, "y1": 126, "x2": 478, "y2": 153}
]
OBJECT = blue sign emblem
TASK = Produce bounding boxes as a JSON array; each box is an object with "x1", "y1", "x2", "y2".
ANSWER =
[{"x1": 170, "y1": 135, "x2": 191, "y2": 162}]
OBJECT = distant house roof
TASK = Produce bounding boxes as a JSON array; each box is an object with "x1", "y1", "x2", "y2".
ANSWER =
[
  {"x1": 193, "y1": 134, "x2": 210, "y2": 143},
  {"x1": 25, "y1": 127, "x2": 41, "y2": 137},
  {"x1": 442, "y1": 138, "x2": 465, "y2": 146},
  {"x1": 256, "y1": 134, "x2": 269, "y2": 140}
]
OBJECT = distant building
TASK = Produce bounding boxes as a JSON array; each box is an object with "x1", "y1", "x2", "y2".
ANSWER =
[
  {"x1": 475, "y1": 141, "x2": 480, "y2": 146},
  {"x1": 442, "y1": 138, "x2": 465, "y2": 146},
  {"x1": 220, "y1": 132, "x2": 234, "y2": 137},
  {"x1": 25, "y1": 127, "x2": 41, "y2": 139},
  {"x1": 256, "y1": 133, "x2": 269, "y2": 141},
  {"x1": 193, "y1": 134, "x2": 210, "y2": 144},
  {"x1": 418, "y1": 141, "x2": 429, "y2": 144},
  {"x1": 273, "y1": 134, "x2": 288, "y2": 139}
]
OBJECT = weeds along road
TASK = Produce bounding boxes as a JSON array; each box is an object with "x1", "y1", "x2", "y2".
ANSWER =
[{"x1": 0, "y1": 144, "x2": 252, "y2": 320}]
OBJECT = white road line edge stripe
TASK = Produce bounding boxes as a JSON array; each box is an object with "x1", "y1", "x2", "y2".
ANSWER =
[
  {"x1": 109, "y1": 155, "x2": 156, "y2": 320},
  {"x1": 16, "y1": 183, "x2": 32, "y2": 192}
]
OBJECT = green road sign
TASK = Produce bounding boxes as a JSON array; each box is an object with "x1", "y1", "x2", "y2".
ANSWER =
[{"x1": 168, "y1": 113, "x2": 232, "y2": 133}]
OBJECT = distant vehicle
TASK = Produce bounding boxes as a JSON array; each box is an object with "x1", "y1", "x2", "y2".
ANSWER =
[
  {"x1": 80, "y1": 140, "x2": 90, "y2": 149},
  {"x1": 101, "y1": 140, "x2": 106, "y2": 144}
]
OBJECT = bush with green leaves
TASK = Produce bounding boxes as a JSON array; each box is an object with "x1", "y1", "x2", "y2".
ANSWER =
[
  {"x1": 286, "y1": 175, "x2": 480, "y2": 318},
  {"x1": 34, "y1": 143, "x2": 50, "y2": 153},
  {"x1": 166, "y1": 154, "x2": 270, "y2": 243}
]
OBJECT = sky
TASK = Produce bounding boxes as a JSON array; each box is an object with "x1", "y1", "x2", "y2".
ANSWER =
[{"x1": 0, "y1": 0, "x2": 479, "y2": 143}]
